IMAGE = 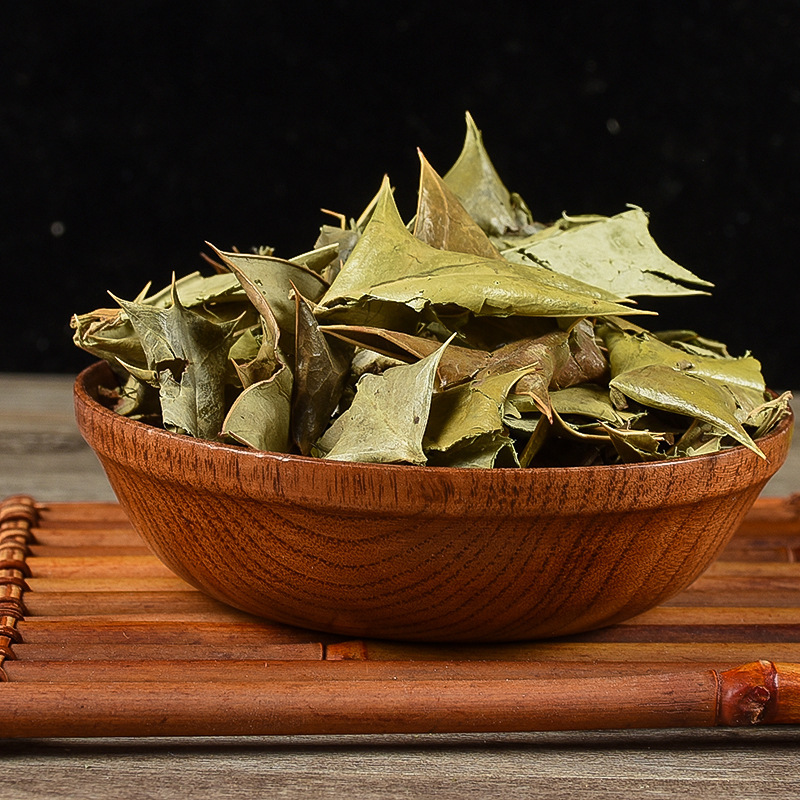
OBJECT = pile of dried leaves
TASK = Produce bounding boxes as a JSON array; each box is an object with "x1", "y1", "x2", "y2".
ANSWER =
[{"x1": 72, "y1": 114, "x2": 791, "y2": 467}]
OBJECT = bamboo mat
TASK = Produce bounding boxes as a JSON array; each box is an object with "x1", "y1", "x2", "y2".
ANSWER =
[{"x1": 1, "y1": 494, "x2": 799, "y2": 738}]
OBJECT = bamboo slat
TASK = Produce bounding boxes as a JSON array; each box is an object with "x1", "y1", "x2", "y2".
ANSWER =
[{"x1": 1, "y1": 493, "x2": 799, "y2": 737}]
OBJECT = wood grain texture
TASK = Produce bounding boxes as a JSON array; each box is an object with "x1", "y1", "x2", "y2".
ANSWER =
[
  {"x1": 3, "y1": 495, "x2": 800, "y2": 741},
  {"x1": 3, "y1": 498, "x2": 800, "y2": 798},
  {"x1": 3, "y1": 375, "x2": 800, "y2": 799},
  {"x1": 72, "y1": 361, "x2": 793, "y2": 642},
  {"x1": 3, "y1": 728, "x2": 800, "y2": 800}
]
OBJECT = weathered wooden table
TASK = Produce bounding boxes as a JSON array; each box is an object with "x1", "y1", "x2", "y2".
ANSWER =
[{"x1": 1, "y1": 373, "x2": 799, "y2": 799}]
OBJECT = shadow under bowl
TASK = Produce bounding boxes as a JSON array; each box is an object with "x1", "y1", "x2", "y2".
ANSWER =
[{"x1": 75, "y1": 361, "x2": 793, "y2": 642}]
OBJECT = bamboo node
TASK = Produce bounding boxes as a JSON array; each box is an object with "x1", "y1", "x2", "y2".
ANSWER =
[
  {"x1": 717, "y1": 660, "x2": 778, "y2": 726},
  {"x1": 0, "y1": 559, "x2": 31, "y2": 578},
  {"x1": 0, "y1": 625, "x2": 23, "y2": 644},
  {"x1": 0, "y1": 496, "x2": 35, "y2": 677},
  {"x1": 0, "y1": 498, "x2": 37, "y2": 527}
]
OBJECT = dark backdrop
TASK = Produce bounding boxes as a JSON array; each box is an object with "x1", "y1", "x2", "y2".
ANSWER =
[{"x1": 5, "y1": 1, "x2": 799, "y2": 387}]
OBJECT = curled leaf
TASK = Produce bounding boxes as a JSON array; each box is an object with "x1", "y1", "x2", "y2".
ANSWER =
[
  {"x1": 443, "y1": 111, "x2": 534, "y2": 236},
  {"x1": 610, "y1": 364, "x2": 763, "y2": 457},
  {"x1": 318, "y1": 177, "x2": 649, "y2": 322},
  {"x1": 323, "y1": 338, "x2": 452, "y2": 464},
  {"x1": 222, "y1": 365, "x2": 293, "y2": 452},
  {"x1": 502, "y1": 208, "x2": 713, "y2": 298}
]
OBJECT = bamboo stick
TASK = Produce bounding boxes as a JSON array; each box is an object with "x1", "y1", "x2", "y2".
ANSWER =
[
  {"x1": 347, "y1": 641, "x2": 800, "y2": 663},
  {"x1": 35, "y1": 502, "x2": 129, "y2": 523},
  {"x1": 0, "y1": 658, "x2": 753, "y2": 684},
  {"x1": 28, "y1": 545, "x2": 152, "y2": 558},
  {"x1": 26, "y1": 576, "x2": 193, "y2": 592},
  {"x1": 2, "y1": 660, "x2": 799, "y2": 737},
  {"x1": 718, "y1": 540, "x2": 799, "y2": 563},
  {"x1": 26, "y1": 555, "x2": 174, "y2": 579},
  {"x1": 30, "y1": 528, "x2": 142, "y2": 546},
  {"x1": 702, "y1": 562, "x2": 800, "y2": 577},
  {"x1": 733, "y1": 496, "x2": 800, "y2": 535},
  {"x1": 11, "y1": 642, "x2": 325, "y2": 662},
  {"x1": 17, "y1": 618, "x2": 330, "y2": 645},
  {"x1": 618, "y1": 606, "x2": 800, "y2": 625},
  {"x1": 21, "y1": 590, "x2": 248, "y2": 617}
]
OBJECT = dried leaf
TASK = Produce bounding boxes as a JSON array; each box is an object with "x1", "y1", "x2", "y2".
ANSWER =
[
  {"x1": 425, "y1": 366, "x2": 536, "y2": 454},
  {"x1": 323, "y1": 339, "x2": 451, "y2": 464},
  {"x1": 317, "y1": 177, "x2": 648, "y2": 322},
  {"x1": 71, "y1": 308, "x2": 148, "y2": 373},
  {"x1": 502, "y1": 208, "x2": 713, "y2": 298},
  {"x1": 426, "y1": 431, "x2": 518, "y2": 468},
  {"x1": 208, "y1": 244, "x2": 329, "y2": 337},
  {"x1": 322, "y1": 324, "x2": 489, "y2": 389},
  {"x1": 600, "y1": 424, "x2": 672, "y2": 463},
  {"x1": 476, "y1": 331, "x2": 570, "y2": 418},
  {"x1": 222, "y1": 365, "x2": 293, "y2": 452},
  {"x1": 413, "y1": 149, "x2": 503, "y2": 259},
  {"x1": 292, "y1": 289, "x2": 351, "y2": 455},
  {"x1": 114, "y1": 283, "x2": 240, "y2": 440},
  {"x1": 229, "y1": 321, "x2": 281, "y2": 388},
  {"x1": 609, "y1": 364, "x2": 763, "y2": 457},
  {"x1": 550, "y1": 385, "x2": 621, "y2": 424},
  {"x1": 601, "y1": 325, "x2": 766, "y2": 394},
  {"x1": 551, "y1": 319, "x2": 609, "y2": 390},
  {"x1": 443, "y1": 112, "x2": 533, "y2": 237}
]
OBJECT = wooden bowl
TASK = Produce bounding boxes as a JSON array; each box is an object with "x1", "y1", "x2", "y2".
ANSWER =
[{"x1": 75, "y1": 360, "x2": 793, "y2": 643}]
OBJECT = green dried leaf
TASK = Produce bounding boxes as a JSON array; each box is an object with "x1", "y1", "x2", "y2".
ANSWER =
[
  {"x1": 222, "y1": 365, "x2": 293, "y2": 452},
  {"x1": 317, "y1": 177, "x2": 648, "y2": 322},
  {"x1": 426, "y1": 431, "x2": 518, "y2": 468},
  {"x1": 71, "y1": 308, "x2": 148, "y2": 373},
  {"x1": 669, "y1": 419, "x2": 725, "y2": 458},
  {"x1": 601, "y1": 325, "x2": 766, "y2": 393},
  {"x1": 292, "y1": 289, "x2": 351, "y2": 455},
  {"x1": 609, "y1": 364, "x2": 763, "y2": 457},
  {"x1": 653, "y1": 330, "x2": 731, "y2": 358},
  {"x1": 323, "y1": 339, "x2": 451, "y2": 465},
  {"x1": 208, "y1": 244, "x2": 329, "y2": 338},
  {"x1": 289, "y1": 242, "x2": 340, "y2": 274},
  {"x1": 142, "y1": 271, "x2": 246, "y2": 309},
  {"x1": 443, "y1": 112, "x2": 533, "y2": 237},
  {"x1": 425, "y1": 366, "x2": 535, "y2": 454},
  {"x1": 502, "y1": 208, "x2": 713, "y2": 298},
  {"x1": 229, "y1": 321, "x2": 281, "y2": 388},
  {"x1": 114, "y1": 283, "x2": 241, "y2": 440},
  {"x1": 550, "y1": 385, "x2": 621, "y2": 423},
  {"x1": 600, "y1": 424, "x2": 672, "y2": 463}
]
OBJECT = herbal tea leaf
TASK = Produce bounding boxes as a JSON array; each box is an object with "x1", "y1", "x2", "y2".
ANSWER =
[
  {"x1": 322, "y1": 323, "x2": 489, "y2": 388},
  {"x1": 71, "y1": 308, "x2": 148, "y2": 373},
  {"x1": 413, "y1": 149, "x2": 503, "y2": 258},
  {"x1": 292, "y1": 289, "x2": 351, "y2": 455},
  {"x1": 317, "y1": 177, "x2": 648, "y2": 321},
  {"x1": 114, "y1": 283, "x2": 240, "y2": 440},
  {"x1": 502, "y1": 208, "x2": 713, "y2": 298},
  {"x1": 443, "y1": 111, "x2": 533, "y2": 236},
  {"x1": 425, "y1": 366, "x2": 536, "y2": 453},
  {"x1": 323, "y1": 339, "x2": 451, "y2": 464},
  {"x1": 610, "y1": 364, "x2": 763, "y2": 457},
  {"x1": 601, "y1": 325, "x2": 766, "y2": 393},
  {"x1": 209, "y1": 244, "x2": 329, "y2": 337},
  {"x1": 222, "y1": 364, "x2": 293, "y2": 452}
]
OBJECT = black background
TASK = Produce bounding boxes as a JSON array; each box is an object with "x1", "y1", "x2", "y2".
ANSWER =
[{"x1": 5, "y1": 1, "x2": 799, "y2": 387}]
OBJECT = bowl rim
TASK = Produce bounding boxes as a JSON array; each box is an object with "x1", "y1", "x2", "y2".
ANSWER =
[{"x1": 74, "y1": 360, "x2": 794, "y2": 514}]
